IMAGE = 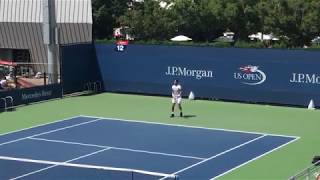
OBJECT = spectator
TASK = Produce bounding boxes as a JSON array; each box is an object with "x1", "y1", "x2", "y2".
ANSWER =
[
  {"x1": 0, "y1": 77, "x2": 7, "y2": 90},
  {"x1": 35, "y1": 72, "x2": 43, "y2": 79},
  {"x1": 6, "y1": 72, "x2": 14, "y2": 81}
]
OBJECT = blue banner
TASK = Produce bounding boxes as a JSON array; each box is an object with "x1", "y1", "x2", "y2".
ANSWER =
[
  {"x1": 96, "y1": 44, "x2": 320, "y2": 107},
  {"x1": 0, "y1": 84, "x2": 62, "y2": 109}
]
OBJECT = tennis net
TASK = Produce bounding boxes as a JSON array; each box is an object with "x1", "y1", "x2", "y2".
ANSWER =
[{"x1": 0, "y1": 156, "x2": 179, "y2": 180}]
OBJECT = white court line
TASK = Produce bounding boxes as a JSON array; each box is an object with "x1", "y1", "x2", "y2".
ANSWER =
[
  {"x1": 2, "y1": 148, "x2": 176, "y2": 179},
  {"x1": 210, "y1": 136, "x2": 301, "y2": 180},
  {"x1": 80, "y1": 115, "x2": 299, "y2": 139},
  {"x1": 159, "y1": 135, "x2": 267, "y2": 180},
  {"x1": 0, "y1": 115, "x2": 300, "y2": 179},
  {"x1": 29, "y1": 137, "x2": 206, "y2": 160},
  {"x1": 0, "y1": 118, "x2": 103, "y2": 147},
  {"x1": 0, "y1": 116, "x2": 82, "y2": 137},
  {"x1": 9, "y1": 147, "x2": 112, "y2": 180},
  {"x1": 29, "y1": 137, "x2": 107, "y2": 148}
]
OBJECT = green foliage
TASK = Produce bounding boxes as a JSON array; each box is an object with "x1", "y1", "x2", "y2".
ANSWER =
[
  {"x1": 234, "y1": 40, "x2": 265, "y2": 48},
  {"x1": 272, "y1": 38, "x2": 291, "y2": 49},
  {"x1": 94, "y1": 39, "x2": 115, "y2": 44},
  {"x1": 92, "y1": 0, "x2": 128, "y2": 39},
  {"x1": 310, "y1": 44, "x2": 320, "y2": 49},
  {"x1": 211, "y1": 41, "x2": 233, "y2": 48},
  {"x1": 92, "y1": 0, "x2": 320, "y2": 48}
]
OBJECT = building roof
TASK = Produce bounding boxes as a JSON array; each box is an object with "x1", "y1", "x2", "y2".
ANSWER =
[
  {"x1": 0, "y1": 0, "x2": 92, "y2": 23},
  {"x1": 0, "y1": 0, "x2": 93, "y2": 73}
]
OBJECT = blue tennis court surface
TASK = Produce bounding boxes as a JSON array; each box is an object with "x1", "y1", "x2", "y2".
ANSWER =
[{"x1": 0, "y1": 116, "x2": 298, "y2": 180}]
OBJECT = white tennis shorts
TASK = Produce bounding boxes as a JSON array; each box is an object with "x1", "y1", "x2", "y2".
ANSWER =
[{"x1": 172, "y1": 97, "x2": 182, "y2": 104}]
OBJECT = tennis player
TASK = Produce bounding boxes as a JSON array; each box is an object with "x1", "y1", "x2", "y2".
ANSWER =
[{"x1": 171, "y1": 79, "x2": 183, "y2": 118}]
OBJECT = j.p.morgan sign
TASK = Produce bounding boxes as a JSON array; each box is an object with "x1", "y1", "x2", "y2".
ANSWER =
[
  {"x1": 290, "y1": 73, "x2": 320, "y2": 85},
  {"x1": 165, "y1": 66, "x2": 213, "y2": 80}
]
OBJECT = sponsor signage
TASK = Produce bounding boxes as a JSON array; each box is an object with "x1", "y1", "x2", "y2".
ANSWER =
[
  {"x1": 21, "y1": 90, "x2": 53, "y2": 101},
  {"x1": 96, "y1": 44, "x2": 320, "y2": 107},
  {"x1": 234, "y1": 65, "x2": 266, "y2": 85},
  {"x1": 165, "y1": 66, "x2": 214, "y2": 80},
  {"x1": 0, "y1": 84, "x2": 62, "y2": 108},
  {"x1": 290, "y1": 73, "x2": 320, "y2": 85}
]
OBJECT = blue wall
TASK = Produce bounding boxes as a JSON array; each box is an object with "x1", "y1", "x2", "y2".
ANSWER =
[
  {"x1": 61, "y1": 43, "x2": 102, "y2": 94},
  {"x1": 96, "y1": 44, "x2": 320, "y2": 107}
]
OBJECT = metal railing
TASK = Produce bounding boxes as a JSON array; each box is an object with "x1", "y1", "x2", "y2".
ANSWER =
[
  {"x1": 0, "y1": 96, "x2": 14, "y2": 111},
  {"x1": 289, "y1": 161, "x2": 320, "y2": 180},
  {"x1": 84, "y1": 81, "x2": 103, "y2": 94}
]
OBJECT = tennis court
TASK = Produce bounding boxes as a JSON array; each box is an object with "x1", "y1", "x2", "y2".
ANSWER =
[{"x1": 0, "y1": 115, "x2": 297, "y2": 180}]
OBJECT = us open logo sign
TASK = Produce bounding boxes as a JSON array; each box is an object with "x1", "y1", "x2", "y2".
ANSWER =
[{"x1": 234, "y1": 65, "x2": 267, "y2": 85}]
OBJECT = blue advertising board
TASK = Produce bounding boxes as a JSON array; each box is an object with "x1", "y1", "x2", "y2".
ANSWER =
[
  {"x1": 95, "y1": 44, "x2": 320, "y2": 107},
  {"x1": 0, "y1": 84, "x2": 62, "y2": 109}
]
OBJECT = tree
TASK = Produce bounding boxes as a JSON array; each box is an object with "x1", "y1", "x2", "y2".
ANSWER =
[
  {"x1": 265, "y1": 0, "x2": 319, "y2": 47},
  {"x1": 223, "y1": 0, "x2": 259, "y2": 41},
  {"x1": 119, "y1": 0, "x2": 176, "y2": 40},
  {"x1": 92, "y1": 0, "x2": 320, "y2": 47},
  {"x1": 172, "y1": 0, "x2": 226, "y2": 41},
  {"x1": 92, "y1": 0, "x2": 128, "y2": 39}
]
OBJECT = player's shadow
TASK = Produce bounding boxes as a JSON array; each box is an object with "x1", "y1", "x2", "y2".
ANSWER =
[{"x1": 182, "y1": 115, "x2": 197, "y2": 119}]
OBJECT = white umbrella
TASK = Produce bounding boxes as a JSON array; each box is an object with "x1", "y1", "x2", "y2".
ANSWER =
[
  {"x1": 248, "y1": 34, "x2": 260, "y2": 40},
  {"x1": 249, "y1": 33, "x2": 279, "y2": 41},
  {"x1": 170, "y1": 35, "x2": 192, "y2": 42}
]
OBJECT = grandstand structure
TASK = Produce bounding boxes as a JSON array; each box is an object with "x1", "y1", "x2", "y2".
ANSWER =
[{"x1": 0, "y1": 0, "x2": 92, "y2": 75}]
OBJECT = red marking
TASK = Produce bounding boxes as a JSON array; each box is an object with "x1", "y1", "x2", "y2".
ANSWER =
[
  {"x1": 116, "y1": 40, "x2": 129, "y2": 45},
  {"x1": 0, "y1": 59, "x2": 17, "y2": 66},
  {"x1": 17, "y1": 79, "x2": 34, "y2": 88},
  {"x1": 239, "y1": 66, "x2": 252, "y2": 73}
]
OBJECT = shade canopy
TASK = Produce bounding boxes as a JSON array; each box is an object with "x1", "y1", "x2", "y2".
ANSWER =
[{"x1": 171, "y1": 35, "x2": 192, "y2": 42}]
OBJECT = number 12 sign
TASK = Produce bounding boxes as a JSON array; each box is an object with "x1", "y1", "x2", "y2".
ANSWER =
[{"x1": 115, "y1": 40, "x2": 129, "y2": 52}]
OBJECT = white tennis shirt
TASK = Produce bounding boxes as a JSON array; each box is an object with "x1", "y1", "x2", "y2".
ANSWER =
[{"x1": 172, "y1": 84, "x2": 182, "y2": 98}]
